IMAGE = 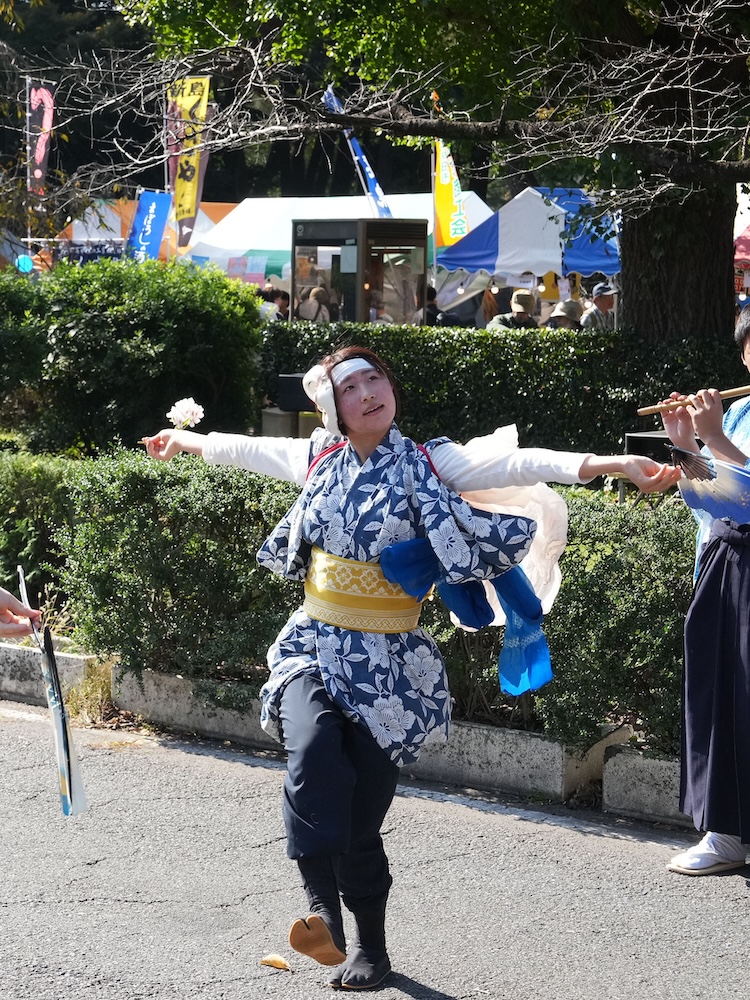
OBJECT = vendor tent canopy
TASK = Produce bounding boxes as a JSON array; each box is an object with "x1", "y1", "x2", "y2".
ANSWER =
[
  {"x1": 536, "y1": 187, "x2": 620, "y2": 277},
  {"x1": 183, "y1": 192, "x2": 493, "y2": 280},
  {"x1": 33, "y1": 199, "x2": 236, "y2": 270},
  {"x1": 436, "y1": 186, "x2": 620, "y2": 278}
]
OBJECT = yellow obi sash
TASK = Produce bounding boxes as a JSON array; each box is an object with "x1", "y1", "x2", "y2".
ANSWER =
[{"x1": 303, "y1": 546, "x2": 429, "y2": 633}]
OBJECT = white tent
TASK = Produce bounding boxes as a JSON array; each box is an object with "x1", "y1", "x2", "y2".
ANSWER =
[{"x1": 183, "y1": 192, "x2": 494, "y2": 281}]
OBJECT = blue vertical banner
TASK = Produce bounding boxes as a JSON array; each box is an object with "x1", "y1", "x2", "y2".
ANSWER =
[
  {"x1": 125, "y1": 191, "x2": 173, "y2": 261},
  {"x1": 323, "y1": 85, "x2": 392, "y2": 218}
]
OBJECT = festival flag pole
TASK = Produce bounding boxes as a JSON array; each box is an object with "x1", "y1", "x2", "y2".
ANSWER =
[
  {"x1": 24, "y1": 76, "x2": 31, "y2": 244},
  {"x1": 322, "y1": 85, "x2": 392, "y2": 219}
]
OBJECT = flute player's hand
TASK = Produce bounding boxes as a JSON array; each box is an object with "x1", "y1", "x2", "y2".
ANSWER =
[
  {"x1": 685, "y1": 388, "x2": 724, "y2": 446},
  {"x1": 661, "y1": 393, "x2": 698, "y2": 451}
]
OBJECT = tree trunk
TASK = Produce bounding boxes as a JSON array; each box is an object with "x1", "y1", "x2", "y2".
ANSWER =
[{"x1": 619, "y1": 186, "x2": 736, "y2": 343}]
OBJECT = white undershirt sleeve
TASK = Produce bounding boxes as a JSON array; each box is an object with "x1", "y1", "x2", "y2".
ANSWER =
[
  {"x1": 202, "y1": 433, "x2": 312, "y2": 486},
  {"x1": 426, "y1": 426, "x2": 595, "y2": 491}
]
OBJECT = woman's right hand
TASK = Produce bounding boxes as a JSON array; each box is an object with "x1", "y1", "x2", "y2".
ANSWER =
[
  {"x1": 140, "y1": 428, "x2": 205, "y2": 461},
  {"x1": 661, "y1": 393, "x2": 698, "y2": 451}
]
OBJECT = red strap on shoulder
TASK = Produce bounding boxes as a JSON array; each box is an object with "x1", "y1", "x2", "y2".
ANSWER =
[
  {"x1": 306, "y1": 441, "x2": 347, "y2": 480},
  {"x1": 418, "y1": 443, "x2": 440, "y2": 479}
]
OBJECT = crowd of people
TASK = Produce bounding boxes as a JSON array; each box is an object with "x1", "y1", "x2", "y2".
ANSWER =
[{"x1": 263, "y1": 278, "x2": 617, "y2": 331}]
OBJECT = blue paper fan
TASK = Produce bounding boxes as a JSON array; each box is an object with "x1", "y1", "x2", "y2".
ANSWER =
[{"x1": 671, "y1": 446, "x2": 750, "y2": 524}]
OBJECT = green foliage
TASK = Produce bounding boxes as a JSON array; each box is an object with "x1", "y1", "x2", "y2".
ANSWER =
[
  {"x1": 0, "y1": 269, "x2": 46, "y2": 426},
  {"x1": 260, "y1": 321, "x2": 744, "y2": 453},
  {"x1": 121, "y1": 0, "x2": 560, "y2": 109},
  {"x1": 419, "y1": 488, "x2": 694, "y2": 755},
  {"x1": 18, "y1": 258, "x2": 262, "y2": 454},
  {"x1": 0, "y1": 451, "x2": 73, "y2": 596},
  {"x1": 45, "y1": 449, "x2": 693, "y2": 753},
  {"x1": 58, "y1": 450, "x2": 302, "y2": 692},
  {"x1": 537, "y1": 488, "x2": 694, "y2": 753}
]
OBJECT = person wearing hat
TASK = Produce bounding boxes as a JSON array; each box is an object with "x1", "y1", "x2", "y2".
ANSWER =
[
  {"x1": 581, "y1": 282, "x2": 616, "y2": 330},
  {"x1": 486, "y1": 288, "x2": 539, "y2": 330},
  {"x1": 547, "y1": 298, "x2": 584, "y2": 331}
]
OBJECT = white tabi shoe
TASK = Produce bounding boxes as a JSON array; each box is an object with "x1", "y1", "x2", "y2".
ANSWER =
[{"x1": 667, "y1": 832, "x2": 749, "y2": 876}]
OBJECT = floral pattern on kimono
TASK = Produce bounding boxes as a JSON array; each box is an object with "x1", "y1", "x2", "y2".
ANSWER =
[{"x1": 256, "y1": 424, "x2": 537, "y2": 767}]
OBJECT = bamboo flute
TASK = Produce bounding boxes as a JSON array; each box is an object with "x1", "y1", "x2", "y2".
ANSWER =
[{"x1": 637, "y1": 385, "x2": 750, "y2": 416}]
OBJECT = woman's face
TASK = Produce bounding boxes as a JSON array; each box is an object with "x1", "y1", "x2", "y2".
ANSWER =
[{"x1": 333, "y1": 366, "x2": 396, "y2": 442}]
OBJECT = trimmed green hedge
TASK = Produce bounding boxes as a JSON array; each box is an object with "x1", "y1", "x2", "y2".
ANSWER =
[
  {"x1": 0, "y1": 255, "x2": 743, "y2": 458},
  {"x1": 9, "y1": 450, "x2": 689, "y2": 754},
  {"x1": 0, "y1": 452, "x2": 74, "y2": 598},
  {"x1": 259, "y1": 321, "x2": 744, "y2": 453},
  {"x1": 57, "y1": 450, "x2": 301, "y2": 692}
]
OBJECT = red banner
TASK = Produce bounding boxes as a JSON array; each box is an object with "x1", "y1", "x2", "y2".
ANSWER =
[{"x1": 28, "y1": 80, "x2": 56, "y2": 196}]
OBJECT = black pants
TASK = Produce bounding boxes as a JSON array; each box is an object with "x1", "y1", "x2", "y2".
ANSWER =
[
  {"x1": 279, "y1": 673, "x2": 399, "y2": 909},
  {"x1": 681, "y1": 520, "x2": 750, "y2": 839}
]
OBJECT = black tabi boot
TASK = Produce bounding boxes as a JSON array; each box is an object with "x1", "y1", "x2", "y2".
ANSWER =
[
  {"x1": 328, "y1": 900, "x2": 391, "y2": 990},
  {"x1": 289, "y1": 856, "x2": 347, "y2": 966}
]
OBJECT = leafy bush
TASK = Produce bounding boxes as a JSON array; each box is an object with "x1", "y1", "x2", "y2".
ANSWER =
[
  {"x1": 17, "y1": 259, "x2": 262, "y2": 454},
  {"x1": 0, "y1": 269, "x2": 47, "y2": 433},
  {"x1": 50, "y1": 451, "x2": 695, "y2": 753},
  {"x1": 537, "y1": 488, "x2": 694, "y2": 754},
  {"x1": 58, "y1": 450, "x2": 302, "y2": 693},
  {"x1": 0, "y1": 452, "x2": 73, "y2": 597},
  {"x1": 259, "y1": 321, "x2": 743, "y2": 454}
]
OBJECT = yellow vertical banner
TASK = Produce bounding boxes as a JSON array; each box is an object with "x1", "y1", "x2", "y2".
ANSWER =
[
  {"x1": 433, "y1": 139, "x2": 468, "y2": 248},
  {"x1": 166, "y1": 77, "x2": 210, "y2": 246}
]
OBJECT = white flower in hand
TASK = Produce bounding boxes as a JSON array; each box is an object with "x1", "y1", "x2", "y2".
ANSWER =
[{"x1": 166, "y1": 397, "x2": 204, "y2": 429}]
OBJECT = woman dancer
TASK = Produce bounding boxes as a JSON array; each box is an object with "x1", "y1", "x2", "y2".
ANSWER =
[{"x1": 144, "y1": 346, "x2": 678, "y2": 988}]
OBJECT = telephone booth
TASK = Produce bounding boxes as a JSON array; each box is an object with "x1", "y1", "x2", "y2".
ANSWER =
[{"x1": 291, "y1": 218, "x2": 428, "y2": 324}]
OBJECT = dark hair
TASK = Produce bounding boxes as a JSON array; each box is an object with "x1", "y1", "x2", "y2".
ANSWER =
[
  {"x1": 319, "y1": 345, "x2": 401, "y2": 433},
  {"x1": 734, "y1": 305, "x2": 750, "y2": 351}
]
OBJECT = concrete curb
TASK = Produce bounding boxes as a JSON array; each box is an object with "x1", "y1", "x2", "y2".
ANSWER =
[
  {"x1": 0, "y1": 643, "x2": 688, "y2": 825},
  {"x1": 0, "y1": 641, "x2": 97, "y2": 707},
  {"x1": 602, "y1": 744, "x2": 690, "y2": 828}
]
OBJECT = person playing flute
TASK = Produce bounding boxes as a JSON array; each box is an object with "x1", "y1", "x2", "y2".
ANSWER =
[{"x1": 661, "y1": 306, "x2": 750, "y2": 875}]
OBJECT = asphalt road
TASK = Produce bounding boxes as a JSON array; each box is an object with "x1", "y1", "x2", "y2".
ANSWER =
[{"x1": 2, "y1": 699, "x2": 749, "y2": 1000}]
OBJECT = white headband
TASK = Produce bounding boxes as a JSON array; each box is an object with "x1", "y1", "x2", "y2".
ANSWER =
[{"x1": 302, "y1": 358, "x2": 376, "y2": 438}]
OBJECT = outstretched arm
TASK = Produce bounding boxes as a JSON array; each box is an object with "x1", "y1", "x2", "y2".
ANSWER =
[
  {"x1": 578, "y1": 454, "x2": 681, "y2": 493},
  {"x1": 141, "y1": 428, "x2": 317, "y2": 485}
]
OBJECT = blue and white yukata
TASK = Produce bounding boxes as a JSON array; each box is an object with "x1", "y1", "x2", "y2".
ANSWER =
[{"x1": 202, "y1": 422, "x2": 590, "y2": 873}]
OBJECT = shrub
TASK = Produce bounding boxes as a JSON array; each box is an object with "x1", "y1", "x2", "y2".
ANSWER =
[
  {"x1": 24, "y1": 259, "x2": 262, "y2": 454},
  {"x1": 0, "y1": 452, "x2": 73, "y2": 597},
  {"x1": 537, "y1": 488, "x2": 695, "y2": 754},
  {"x1": 259, "y1": 321, "x2": 743, "y2": 454},
  {"x1": 0, "y1": 269, "x2": 47, "y2": 432},
  {"x1": 58, "y1": 450, "x2": 301, "y2": 694},
  {"x1": 51, "y1": 451, "x2": 695, "y2": 753}
]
